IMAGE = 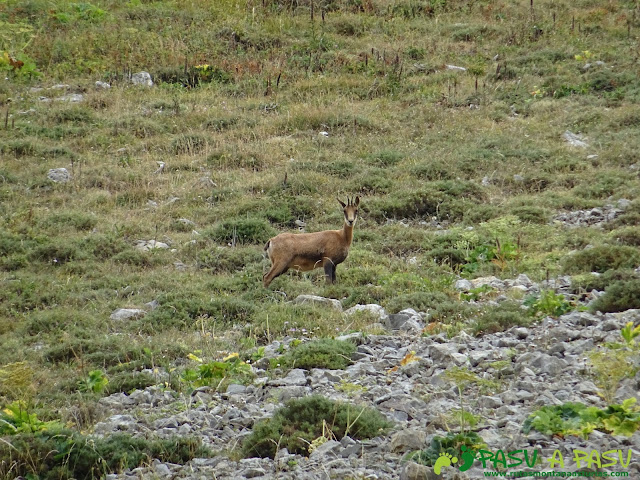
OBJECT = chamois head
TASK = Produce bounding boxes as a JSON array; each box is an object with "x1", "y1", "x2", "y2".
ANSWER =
[{"x1": 338, "y1": 196, "x2": 360, "y2": 227}]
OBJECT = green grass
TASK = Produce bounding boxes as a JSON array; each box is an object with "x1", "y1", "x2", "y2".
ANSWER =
[{"x1": 1, "y1": 0, "x2": 640, "y2": 471}]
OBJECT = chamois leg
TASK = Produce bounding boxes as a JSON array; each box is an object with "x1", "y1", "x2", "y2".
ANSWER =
[
  {"x1": 323, "y1": 261, "x2": 336, "y2": 284},
  {"x1": 263, "y1": 263, "x2": 288, "y2": 288}
]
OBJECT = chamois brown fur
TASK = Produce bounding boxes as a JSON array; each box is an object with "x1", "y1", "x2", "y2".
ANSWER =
[{"x1": 263, "y1": 196, "x2": 360, "y2": 288}]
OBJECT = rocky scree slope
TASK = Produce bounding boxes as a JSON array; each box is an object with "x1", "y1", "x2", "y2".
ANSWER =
[{"x1": 94, "y1": 275, "x2": 640, "y2": 480}]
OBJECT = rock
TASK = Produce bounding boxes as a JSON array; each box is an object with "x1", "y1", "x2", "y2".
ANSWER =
[
  {"x1": 455, "y1": 279, "x2": 473, "y2": 291},
  {"x1": 310, "y1": 439, "x2": 340, "y2": 458},
  {"x1": 135, "y1": 240, "x2": 170, "y2": 251},
  {"x1": 429, "y1": 343, "x2": 468, "y2": 366},
  {"x1": 110, "y1": 308, "x2": 146, "y2": 321},
  {"x1": 57, "y1": 93, "x2": 84, "y2": 102},
  {"x1": 618, "y1": 198, "x2": 631, "y2": 209},
  {"x1": 390, "y1": 429, "x2": 427, "y2": 452},
  {"x1": 47, "y1": 168, "x2": 71, "y2": 183},
  {"x1": 563, "y1": 130, "x2": 589, "y2": 148},
  {"x1": 471, "y1": 276, "x2": 504, "y2": 289},
  {"x1": 385, "y1": 314, "x2": 411, "y2": 330},
  {"x1": 513, "y1": 327, "x2": 530, "y2": 339},
  {"x1": 152, "y1": 460, "x2": 172, "y2": 477},
  {"x1": 401, "y1": 461, "x2": 436, "y2": 480},
  {"x1": 131, "y1": 71, "x2": 153, "y2": 87},
  {"x1": 269, "y1": 368, "x2": 307, "y2": 387},
  {"x1": 293, "y1": 295, "x2": 342, "y2": 311},
  {"x1": 145, "y1": 299, "x2": 160, "y2": 311},
  {"x1": 95, "y1": 81, "x2": 111, "y2": 89},
  {"x1": 225, "y1": 384, "x2": 247, "y2": 395},
  {"x1": 514, "y1": 274, "x2": 533, "y2": 287},
  {"x1": 477, "y1": 395, "x2": 503, "y2": 409}
]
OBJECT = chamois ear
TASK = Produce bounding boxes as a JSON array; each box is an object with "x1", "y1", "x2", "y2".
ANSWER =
[
  {"x1": 337, "y1": 198, "x2": 347, "y2": 208},
  {"x1": 354, "y1": 196, "x2": 360, "y2": 207}
]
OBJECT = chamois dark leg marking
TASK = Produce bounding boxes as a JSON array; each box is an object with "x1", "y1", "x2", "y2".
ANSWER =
[{"x1": 324, "y1": 261, "x2": 336, "y2": 284}]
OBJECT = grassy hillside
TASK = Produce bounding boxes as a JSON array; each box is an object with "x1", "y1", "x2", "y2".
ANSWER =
[{"x1": 1, "y1": 0, "x2": 640, "y2": 460}]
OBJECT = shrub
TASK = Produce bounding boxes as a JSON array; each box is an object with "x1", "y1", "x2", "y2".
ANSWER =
[
  {"x1": 562, "y1": 246, "x2": 640, "y2": 274},
  {"x1": 106, "y1": 372, "x2": 156, "y2": 394},
  {"x1": 471, "y1": 301, "x2": 529, "y2": 335},
  {"x1": 208, "y1": 218, "x2": 276, "y2": 245},
  {"x1": 364, "y1": 150, "x2": 404, "y2": 167},
  {"x1": 111, "y1": 249, "x2": 158, "y2": 267},
  {"x1": 275, "y1": 339, "x2": 356, "y2": 370},
  {"x1": 0, "y1": 429, "x2": 210, "y2": 480},
  {"x1": 39, "y1": 212, "x2": 98, "y2": 232},
  {"x1": 171, "y1": 133, "x2": 208, "y2": 155},
  {"x1": 608, "y1": 201, "x2": 640, "y2": 229},
  {"x1": 511, "y1": 205, "x2": 549, "y2": 224},
  {"x1": 198, "y1": 246, "x2": 263, "y2": 274},
  {"x1": 143, "y1": 294, "x2": 256, "y2": 332},
  {"x1": 428, "y1": 301, "x2": 475, "y2": 324},
  {"x1": 48, "y1": 107, "x2": 95, "y2": 124},
  {"x1": 570, "y1": 269, "x2": 638, "y2": 293},
  {"x1": 367, "y1": 181, "x2": 485, "y2": 222},
  {"x1": 610, "y1": 226, "x2": 640, "y2": 246},
  {"x1": 0, "y1": 231, "x2": 25, "y2": 256},
  {"x1": 203, "y1": 116, "x2": 240, "y2": 131},
  {"x1": 23, "y1": 309, "x2": 88, "y2": 335},
  {"x1": 28, "y1": 241, "x2": 86, "y2": 264},
  {"x1": 349, "y1": 169, "x2": 393, "y2": 194},
  {"x1": 1, "y1": 140, "x2": 42, "y2": 157},
  {"x1": 242, "y1": 396, "x2": 392, "y2": 458},
  {"x1": 590, "y1": 279, "x2": 640, "y2": 313},
  {"x1": 411, "y1": 160, "x2": 457, "y2": 181}
]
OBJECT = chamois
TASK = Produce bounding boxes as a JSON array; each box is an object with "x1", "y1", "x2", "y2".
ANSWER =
[{"x1": 263, "y1": 196, "x2": 360, "y2": 288}]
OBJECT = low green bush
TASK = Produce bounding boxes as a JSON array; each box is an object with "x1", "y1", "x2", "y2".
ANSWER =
[
  {"x1": 142, "y1": 294, "x2": 256, "y2": 332},
  {"x1": 208, "y1": 218, "x2": 276, "y2": 245},
  {"x1": 198, "y1": 246, "x2": 263, "y2": 274},
  {"x1": 366, "y1": 181, "x2": 485, "y2": 222},
  {"x1": 28, "y1": 241, "x2": 87, "y2": 264},
  {"x1": 471, "y1": 301, "x2": 529, "y2": 335},
  {"x1": 385, "y1": 291, "x2": 450, "y2": 314},
  {"x1": 242, "y1": 395, "x2": 392, "y2": 458},
  {"x1": 590, "y1": 279, "x2": 640, "y2": 313},
  {"x1": 562, "y1": 245, "x2": 640, "y2": 274},
  {"x1": 39, "y1": 212, "x2": 98, "y2": 232},
  {"x1": 274, "y1": 339, "x2": 356, "y2": 370},
  {"x1": 570, "y1": 269, "x2": 638, "y2": 293},
  {"x1": 170, "y1": 133, "x2": 209, "y2": 155},
  {"x1": 0, "y1": 429, "x2": 210, "y2": 480},
  {"x1": 106, "y1": 372, "x2": 156, "y2": 394},
  {"x1": 510, "y1": 205, "x2": 549, "y2": 224},
  {"x1": 610, "y1": 226, "x2": 640, "y2": 246},
  {"x1": 364, "y1": 150, "x2": 404, "y2": 167}
]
